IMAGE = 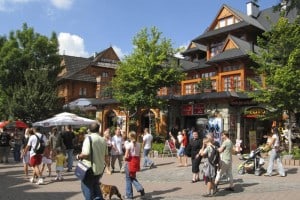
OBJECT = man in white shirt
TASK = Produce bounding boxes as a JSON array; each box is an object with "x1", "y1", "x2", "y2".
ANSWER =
[
  {"x1": 111, "y1": 127, "x2": 124, "y2": 173},
  {"x1": 142, "y1": 128, "x2": 154, "y2": 168},
  {"x1": 23, "y1": 127, "x2": 47, "y2": 185}
]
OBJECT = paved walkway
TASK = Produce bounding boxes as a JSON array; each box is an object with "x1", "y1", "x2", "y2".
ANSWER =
[{"x1": 0, "y1": 155, "x2": 299, "y2": 200}]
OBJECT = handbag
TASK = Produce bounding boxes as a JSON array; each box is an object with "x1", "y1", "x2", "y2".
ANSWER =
[{"x1": 75, "y1": 136, "x2": 94, "y2": 181}]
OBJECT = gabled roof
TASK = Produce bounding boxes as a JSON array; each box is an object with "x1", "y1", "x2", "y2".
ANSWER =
[
  {"x1": 92, "y1": 46, "x2": 120, "y2": 63},
  {"x1": 181, "y1": 42, "x2": 206, "y2": 55},
  {"x1": 207, "y1": 35, "x2": 259, "y2": 64},
  {"x1": 58, "y1": 47, "x2": 120, "y2": 82},
  {"x1": 193, "y1": 4, "x2": 268, "y2": 43},
  {"x1": 58, "y1": 55, "x2": 92, "y2": 80}
]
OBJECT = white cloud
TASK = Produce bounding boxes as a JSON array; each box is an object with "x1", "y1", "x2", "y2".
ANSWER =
[
  {"x1": 112, "y1": 45, "x2": 127, "y2": 60},
  {"x1": 50, "y1": 0, "x2": 73, "y2": 10},
  {"x1": 58, "y1": 32, "x2": 89, "y2": 57}
]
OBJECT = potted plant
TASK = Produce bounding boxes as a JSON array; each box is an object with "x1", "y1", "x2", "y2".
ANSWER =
[{"x1": 197, "y1": 77, "x2": 212, "y2": 93}]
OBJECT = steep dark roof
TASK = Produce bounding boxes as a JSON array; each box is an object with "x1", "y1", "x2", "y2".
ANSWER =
[
  {"x1": 207, "y1": 35, "x2": 260, "y2": 64},
  {"x1": 181, "y1": 43, "x2": 206, "y2": 55},
  {"x1": 257, "y1": 6, "x2": 298, "y2": 31},
  {"x1": 59, "y1": 55, "x2": 92, "y2": 80},
  {"x1": 180, "y1": 58, "x2": 210, "y2": 71}
]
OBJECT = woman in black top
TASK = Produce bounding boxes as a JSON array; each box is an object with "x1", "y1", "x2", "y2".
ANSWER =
[{"x1": 188, "y1": 130, "x2": 202, "y2": 183}]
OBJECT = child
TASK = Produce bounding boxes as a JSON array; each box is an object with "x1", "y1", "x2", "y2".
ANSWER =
[
  {"x1": 55, "y1": 148, "x2": 66, "y2": 181},
  {"x1": 41, "y1": 141, "x2": 52, "y2": 177}
]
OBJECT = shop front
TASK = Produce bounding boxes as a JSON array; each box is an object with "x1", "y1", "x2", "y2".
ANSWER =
[{"x1": 242, "y1": 106, "x2": 271, "y2": 152}]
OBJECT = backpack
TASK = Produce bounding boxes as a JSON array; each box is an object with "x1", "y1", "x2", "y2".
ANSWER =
[
  {"x1": 0, "y1": 133, "x2": 9, "y2": 146},
  {"x1": 34, "y1": 135, "x2": 45, "y2": 154},
  {"x1": 208, "y1": 145, "x2": 220, "y2": 167}
]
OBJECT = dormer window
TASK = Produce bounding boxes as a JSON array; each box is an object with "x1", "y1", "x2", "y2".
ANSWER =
[{"x1": 214, "y1": 16, "x2": 240, "y2": 30}]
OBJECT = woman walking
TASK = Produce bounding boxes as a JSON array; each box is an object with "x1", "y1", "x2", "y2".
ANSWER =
[{"x1": 124, "y1": 131, "x2": 145, "y2": 200}]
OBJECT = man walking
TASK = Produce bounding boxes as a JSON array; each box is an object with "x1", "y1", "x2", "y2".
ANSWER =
[
  {"x1": 142, "y1": 128, "x2": 154, "y2": 168},
  {"x1": 77, "y1": 123, "x2": 109, "y2": 200},
  {"x1": 111, "y1": 127, "x2": 124, "y2": 173},
  {"x1": 215, "y1": 131, "x2": 234, "y2": 192},
  {"x1": 61, "y1": 125, "x2": 75, "y2": 172}
]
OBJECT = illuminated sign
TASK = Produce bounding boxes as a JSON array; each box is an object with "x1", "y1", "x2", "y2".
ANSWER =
[{"x1": 244, "y1": 107, "x2": 267, "y2": 118}]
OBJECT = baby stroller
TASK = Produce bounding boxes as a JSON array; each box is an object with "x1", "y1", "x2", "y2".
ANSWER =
[{"x1": 237, "y1": 147, "x2": 265, "y2": 176}]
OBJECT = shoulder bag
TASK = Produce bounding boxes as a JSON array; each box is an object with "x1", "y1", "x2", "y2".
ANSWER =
[{"x1": 75, "y1": 136, "x2": 94, "y2": 182}]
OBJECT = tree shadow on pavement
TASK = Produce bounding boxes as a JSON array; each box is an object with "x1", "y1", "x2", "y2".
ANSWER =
[{"x1": 0, "y1": 164, "x2": 81, "y2": 200}]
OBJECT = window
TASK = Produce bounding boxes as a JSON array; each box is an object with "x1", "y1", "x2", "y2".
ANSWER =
[
  {"x1": 223, "y1": 75, "x2": 241, "y2": 91},
  {"x1": 79, "y1": 88, "x2": 87, "y2": 96},
  {"x1": 102, "y1": 72, "x2": 109, "y2": 78},
  {"x1": 202, "y1": 72, "x2": 216, "y2": 78},
  {"x1": 223, "y1": 65, "x2": 241, "y2": 72},
  {"x1": 185, "y1": 84, "x2": 192, "y2": 94},
  {"x1": 215, "y1": 16, "x2": 236, "y2": 29},
  {"x1": 210, "y1": 41, "x2": 224, "y2": 57}
]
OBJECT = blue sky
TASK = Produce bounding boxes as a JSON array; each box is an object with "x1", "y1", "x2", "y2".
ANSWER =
[{"x1": 1, "y1": 0, "x2": 277, "y2": 59}]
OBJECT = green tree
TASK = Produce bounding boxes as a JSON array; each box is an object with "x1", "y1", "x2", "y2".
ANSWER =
[
  {"x1": 249, "y1": 17, "x2": 300, "y2": 153},
  {"x1": 112, "y1": 26, "x2": 185, "y2": 123},
  {"x1": 0, "y1": 23, "x2": 62, "y2": 122}
]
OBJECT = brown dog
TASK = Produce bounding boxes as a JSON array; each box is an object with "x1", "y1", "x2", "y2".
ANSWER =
[{"x1": 100, "y1": 183, "x2": 122, "y2": 200}]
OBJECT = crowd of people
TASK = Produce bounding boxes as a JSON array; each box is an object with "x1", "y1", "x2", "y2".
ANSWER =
[{"x1": 0, "y1": 122, "x2": 287, "y2": 200}]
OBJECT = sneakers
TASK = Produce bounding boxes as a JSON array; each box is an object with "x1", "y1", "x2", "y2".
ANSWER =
[
  {"x1": 29, "y1": 177, "x2": 35, "y2": 183},
  {"x1": 140, "y1": 189, "x2": 145, "y2": 196},
  {"x1": 149, "y1": 162, "x2": 155, "y2": 169},
  {"x1": 36, "y1": 178, "x2": 44, "y2": 185}
]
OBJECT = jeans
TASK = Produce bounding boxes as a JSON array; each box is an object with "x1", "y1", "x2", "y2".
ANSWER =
[
  {"x1": 66, "y1": 149, "x2": 74, "y2": 170},
  {"x1": 143, "y1": 148, "x2": 153, "y2": 167},
  {"x1": 125, "y1": 163, "x2": 143, "y2": 198},
  {"x1": 81, "y1": 174, "x2": 103, "y2": 200},
  {"x1": 267, "y1": 149, "x2": 285, "y2": 176},
  {"x1": 13, "y1": 144, "x2": 21, "y2": 162}
]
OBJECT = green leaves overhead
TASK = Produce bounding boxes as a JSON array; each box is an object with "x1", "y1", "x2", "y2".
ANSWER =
[
  {"x1": 249, "y1": 17, "x2": 300, "y2": 117},
  {"x1": 112, "y1": 27, "x2": 185, "y2": 112},
  {"x1": 0, "y1": 23, "x2": 61, "y2": 122}
]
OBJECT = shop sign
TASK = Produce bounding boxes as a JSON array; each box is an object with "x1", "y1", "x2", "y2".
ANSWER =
[
  {"x1": 181, "y1": 103, "x2": 205, "y2": 116},
  {"x1": 244, "y1": 107, "x2": 267, "y2": 118},
  {"x1": 181, "y1": 104, "x2": 193, "y2": 116},
  {"x1": 193, "y1": 103, "x2": 205, "y2": 115}
]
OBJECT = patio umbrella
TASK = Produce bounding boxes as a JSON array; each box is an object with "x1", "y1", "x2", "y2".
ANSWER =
[
  {"x1": 33, "y1": 112, "x2": 96, "y2": 127},
  {"x1": 0, "y1": 120, "x2": 28, "y2": 129}
]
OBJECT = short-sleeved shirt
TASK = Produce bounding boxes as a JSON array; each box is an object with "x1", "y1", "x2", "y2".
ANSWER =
[
  {"x1": 220, "y1": 139, "x2": 233, "y2": 164},
  {"x1": 56, "y1": 153, "x2": 66, "y2": 167},
  {"x1": 111, "y1": 135, "x2": 123, "y2": 155},
  {"x1": 126, "y1": 142, "x2": 141, "y2": 157},
  {"x1": 61, "y1": 131, "x2": 75, "y2": 149},
  {"x1": 143, "y1": 133, "x2": 153, "y2": 150},
  {"x1": 272, "y1": 133, "x2": 280, "y2": 148},
  {"x1": 81, "y1": 133, "x2": 108, "y2": 175},
  {"x1": 27, "y1": 133, "x2": 48, "y2": 157}
]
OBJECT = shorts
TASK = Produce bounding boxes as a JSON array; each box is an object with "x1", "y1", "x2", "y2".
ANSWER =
[
  {"x1": 56, "y1": 166, "x2": 64, "y2": 172},
  {"x1": 30, "y1": 154, "x2": 42, "y2": 167},
  {"x1": 177, "y1": 146, "x2": 185, "y2": 157},
  {"x1": 42, "y1": 157, "x2": 52, "y2": 165}
]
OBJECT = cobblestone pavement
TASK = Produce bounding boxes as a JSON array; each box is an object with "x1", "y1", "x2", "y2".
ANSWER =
[{"x1": 1, "y1": 155, "x2": 299, "y2": 200}]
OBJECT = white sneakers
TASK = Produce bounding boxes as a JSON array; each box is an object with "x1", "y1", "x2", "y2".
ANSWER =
[
  {"x1": 30, "y1": 177, "x2": 44, "y2": 185},
  {"x1": 29, "y1": 177, "x2": 35, "y2": 183},
  {"x1": 36, "y1": 178, "x2": 44, "y2": 185}
]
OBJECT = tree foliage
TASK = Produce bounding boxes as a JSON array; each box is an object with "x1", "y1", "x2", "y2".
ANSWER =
[
  {"x1": 249, "y1": 17, "x2": 300, "y2": 118},
  {"x1": 0, "y1": 23, "x2": 62, "y2": 122},
  {"x1": 112, "y1": 27, "x2": 185, "y2": 113}
]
